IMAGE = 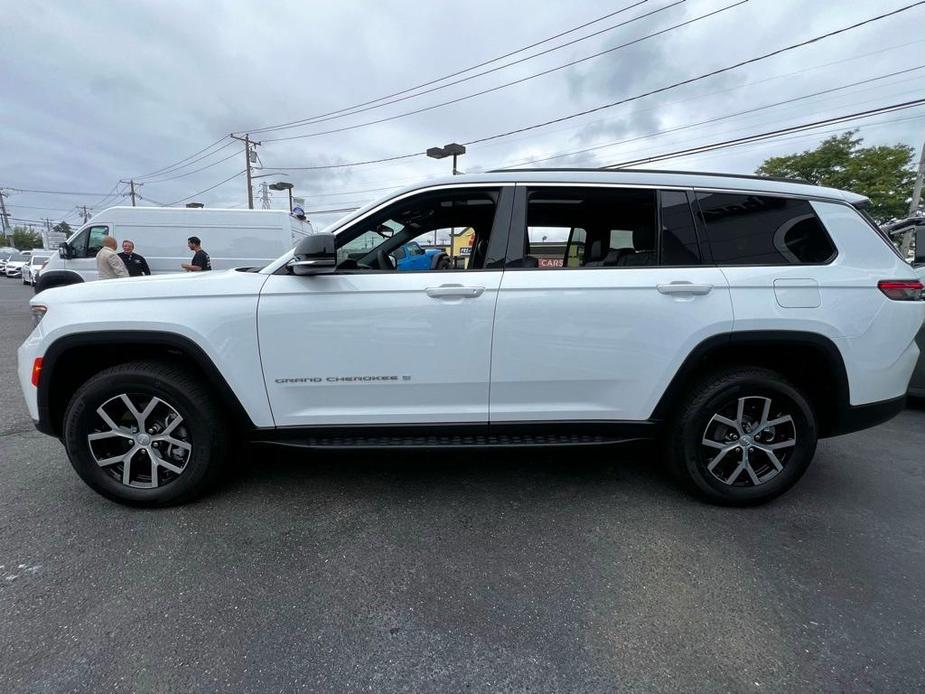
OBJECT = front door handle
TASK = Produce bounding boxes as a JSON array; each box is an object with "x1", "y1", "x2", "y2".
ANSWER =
[
  {"x1": 657, "y1": 281, "x2": 713, "y2": 296},
  {"x1": 425, "y1": 285, "x2": 485, "y2": 299}
]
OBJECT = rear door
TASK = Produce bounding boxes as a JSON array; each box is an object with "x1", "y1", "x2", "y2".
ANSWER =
[{"x1": 489, "y1": 184, "x2": 734, "y2": 422}]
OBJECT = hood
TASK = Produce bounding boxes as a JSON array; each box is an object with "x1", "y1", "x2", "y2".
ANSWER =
[{"x1": 31, "y1": 269, "x2": 269, "y2": 308}]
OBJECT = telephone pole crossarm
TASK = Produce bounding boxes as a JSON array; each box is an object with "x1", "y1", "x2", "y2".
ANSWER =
[{"x1": 120, "y1": 179, "x2": 141, "y2": 207}]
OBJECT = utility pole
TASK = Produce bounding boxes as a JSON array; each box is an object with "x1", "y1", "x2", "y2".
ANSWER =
[
  {"x1": 910, "y1": 138, "x2": 925, "y2": 217},
  {"x1": 120, "y1": 179, "x2": 140, "y2": 206},
  {"x1": 0, "y1": 189, "x2": 10, "y2": 233},
  {"x1": 230, "y1": 133, "x2": 261, "y2": 209},
  {"x1": 81, "y1": 206, "x2": 90, "y2": 223}
]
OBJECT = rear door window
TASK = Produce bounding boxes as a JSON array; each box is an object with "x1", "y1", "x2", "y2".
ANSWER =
[
  {"x1": 510, "y1": 187, "x2": 704, "y2": 268},
  {"x1": 695, "y1": 192, "x2": 836, "y2": 265}
]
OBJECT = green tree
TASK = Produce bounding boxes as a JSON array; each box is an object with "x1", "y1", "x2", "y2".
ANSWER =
[
  {"x1": 52, "y1": 221, "x2": 71, "y2": 236},
  {"x1": 10, "y1": 226, "x2": 44, "y2": 250},
  {"x1": 756, "y1": 131, "x2": 918, "y2": 223}
]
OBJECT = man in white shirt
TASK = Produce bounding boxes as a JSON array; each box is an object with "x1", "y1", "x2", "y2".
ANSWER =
[{"x1": 96, "y1": 236, "x2": 129, "y2": 280}]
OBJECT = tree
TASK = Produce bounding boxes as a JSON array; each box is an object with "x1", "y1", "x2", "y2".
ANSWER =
[
  {"x1": 10, "y1": 226, "x2": 44, "y2": 250},
  {"x1": 756, "y1": 131, "x2": 918, "y2": 223},
  {"x1": 52, "y1": 221, "x2": 71, "y2": 236}
]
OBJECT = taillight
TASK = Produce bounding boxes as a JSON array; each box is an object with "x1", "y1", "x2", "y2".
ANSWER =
[
  {"x1": 878, "y1": 279, "x2": 924, "y2": 301},
  {"x1": 31, "y1": 357, "x2": 43, "y2": 387}
]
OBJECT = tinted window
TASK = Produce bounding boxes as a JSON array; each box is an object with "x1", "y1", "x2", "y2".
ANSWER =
[
  {"x1": 696, "y1": 192, "x2": 835, "y2": 265},
  {"x1": 660, "y1": 190, "x2": 701, "y2": 265},
  {"x1": 520, "y1": 187, "x2": 658, "y2": 268}
]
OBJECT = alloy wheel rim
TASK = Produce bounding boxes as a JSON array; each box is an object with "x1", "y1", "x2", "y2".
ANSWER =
[
  {"x1": 87, "y1": 394, "x2": 192, "y2": 489},
  {"x1": 700, "y1": 395, "x2": 797, "y2": 487}
]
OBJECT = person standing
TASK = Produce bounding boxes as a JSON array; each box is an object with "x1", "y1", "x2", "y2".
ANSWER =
[
  {"x1": 96, "y1": 236, "x2": 129, "y2": 280},
  {"x1": 118, "y1": 240, "x2": 151, "y2": 277},
  {"x1": 181, "y1": 236, "x2": 211, "y2": 272}
]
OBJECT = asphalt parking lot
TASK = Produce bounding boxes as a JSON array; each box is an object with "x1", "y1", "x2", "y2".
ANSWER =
[{"x1": 0, "y1": 279, "x2": 923, "y2": 693}]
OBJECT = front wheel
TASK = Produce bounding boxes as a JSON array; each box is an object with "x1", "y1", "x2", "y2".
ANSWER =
[
  {"x1": 63, "y1": 361, "x2": 229, "y2": 506},
  {"x1": 667, "y1": 367, "x2": 817, "y2": 506}
]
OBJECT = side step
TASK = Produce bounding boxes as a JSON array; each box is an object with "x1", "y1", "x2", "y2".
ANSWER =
[{"x1": 251, "y1": 422, "x2": 660, "y2": 450}]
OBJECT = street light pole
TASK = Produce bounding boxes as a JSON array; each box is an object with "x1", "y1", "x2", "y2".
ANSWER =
[
  {"x1": 269, "y1": 181, "x2": 295, "y2": 212},
  {"x1": 910, "y1": 138, "x2": 925, "y2": 216},
  {"x1": 427, "y1": 143, "x2": 467, "y2": 176}
]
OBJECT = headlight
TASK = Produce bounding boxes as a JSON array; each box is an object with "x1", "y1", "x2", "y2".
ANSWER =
[{"x1": 31, "y1": 304, "x2": 47, "y2": 327}]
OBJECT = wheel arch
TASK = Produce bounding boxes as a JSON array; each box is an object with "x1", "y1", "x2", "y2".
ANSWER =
[
  {"x1": 652, "y1": 331, "x2": 852, "y2": 438},
  {"x1": 37, "y1": 331, "x2": 255, "y2": 438},
  {"x1": 35, "y1": 269, "x2": 83, "y2": 294}
]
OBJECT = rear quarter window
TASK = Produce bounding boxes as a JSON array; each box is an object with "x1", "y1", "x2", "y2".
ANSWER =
[{"x1": 696, "y1": 192, "x2": 836, "y2": 265}]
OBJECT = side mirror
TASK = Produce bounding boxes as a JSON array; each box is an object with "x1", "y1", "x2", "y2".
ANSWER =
[
  {"x1": 290, "y1": 233, "x2": 336, "y2": 276},
  {"x1": 58, "y1": 243, "x2": 71, "y2": 259},
  {"x1": 914, "y1": 227, "x2": 925, "y2": 266}
]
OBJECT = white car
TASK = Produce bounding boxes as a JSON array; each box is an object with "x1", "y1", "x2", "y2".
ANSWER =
[
  {"x1": 0, "y1": 249, "x2": 20, "y2": 273},
  {"x1": 22, "y1": 253, "x2": 52, "y2": 286},
  {"x1": 4, "y1": 252, "x2": 28, "y2": 278},
  {"x1": 17, "y1": 170, "x2": 925, "y2": 507}
]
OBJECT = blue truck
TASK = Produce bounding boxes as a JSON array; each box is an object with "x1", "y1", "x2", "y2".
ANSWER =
[{"x1": 392, "y1": 241, "x2": 450, "y2": 271}]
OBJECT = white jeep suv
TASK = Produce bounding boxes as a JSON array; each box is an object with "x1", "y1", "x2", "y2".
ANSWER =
[{"x1": 17, "y1": 170, "x2": 925, "y2": 507}]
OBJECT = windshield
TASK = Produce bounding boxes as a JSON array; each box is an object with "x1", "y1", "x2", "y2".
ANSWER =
[
  {"x1": 31, "y1": 255, "x2": 50, "y2": 265},
  {"x1": 9, "y1": 253, "x2": 26, "y2": 262}
]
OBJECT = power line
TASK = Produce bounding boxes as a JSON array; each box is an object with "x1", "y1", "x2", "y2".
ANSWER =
[
  {"x1": 3, "y1": 203, "x2": 78, "y2": 212},
  {"x1": 306, "y1": 206, "x2": 362, "y2": 215},
  {"x1": 133, "y1": 136, "x2": 233, "y2": 180},
  {"x1": 139, "y1": 148, "x2": 241, "y2": 184},
  {"x1": 600, "y1": 99, "x2": 925, "y2": 168},
  {"x1": 246, "y1": 0, "x2": 680, "y2": 135},
  {"x1": 464, "y1": 1, "x2": 925, "y2": 147},
  {"x1": 498, "y1": 66, "x2": 925, "y2": 167},
  {"x1": 268, "y1": 5, "x2": 925, "y2": 174},
  {"x1": 239, "y1": 1, "x2": 654, "y2": 135},
  {"x1": 4, "y1": 186, "x2": 118, "y2": 196},
  {"x1": 647, "y1": 113, "x2": 925, "y2": 166},
  {"x1": 262, "y1": 0, "x2": 747, "y2": 143},
  {"x1": 161, "y1": 170, "x2": 247, "y2": 207}
]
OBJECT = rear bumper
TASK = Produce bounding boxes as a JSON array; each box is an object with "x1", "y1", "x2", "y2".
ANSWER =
[{"x1": 825, "y1": 395, "x2": 906, "y2": 438}]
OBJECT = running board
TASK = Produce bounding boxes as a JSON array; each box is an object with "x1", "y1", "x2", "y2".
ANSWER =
[{"x1": 250, "y1": 422, "x2": 660, "y2": 450}]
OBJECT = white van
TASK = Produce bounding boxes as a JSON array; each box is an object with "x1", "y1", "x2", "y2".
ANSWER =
[{"x1": 38, "y1": 207, "x2": 313, "y2": 292}]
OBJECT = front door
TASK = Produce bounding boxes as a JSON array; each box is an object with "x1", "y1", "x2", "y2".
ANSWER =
[
  {"x1": 258, "y1": 185, "x2": 512, "y2": 427},
  {"x1": 64, "y1": 224, "x2": 110, "y2": 280},
  {"x1": 490, "y1": 185, "x2": 734, "y2": 423}
]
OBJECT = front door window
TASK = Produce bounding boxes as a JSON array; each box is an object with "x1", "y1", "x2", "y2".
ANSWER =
[
  {"x1": 334, "y1": 188, "x2": 504, "y2": 272},
  {"x1": 69, "y1": 225, "x2": 110, "y2": 258}
]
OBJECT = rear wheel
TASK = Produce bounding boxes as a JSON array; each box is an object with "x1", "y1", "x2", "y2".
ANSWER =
[
  {"x1": 667, "y1": 367, "x2": 817, "y2": 505},
  {"x1": 63, "y1": 361, "x2": 228, "y2": 506}
]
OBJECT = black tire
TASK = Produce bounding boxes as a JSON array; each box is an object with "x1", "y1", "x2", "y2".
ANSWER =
[
  {"x1": 63, "y1": 361, "x2": 229, "y2": 507},
  {"x1": 435, "y1": 255, "x2": 451, "y2": 270},
  {"x1": 667, "y1": 367, "x2": 817, "y2": 506}
]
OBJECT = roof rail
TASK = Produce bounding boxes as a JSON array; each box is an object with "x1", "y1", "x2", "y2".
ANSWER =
[{"x1": 485, "y1": 167, "x2": 811, "y2": 186}]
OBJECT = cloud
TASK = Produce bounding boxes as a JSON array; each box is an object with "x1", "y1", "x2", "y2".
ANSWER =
[{"x1": 0, "y1": 0, "x2": 922, "y2": 222}]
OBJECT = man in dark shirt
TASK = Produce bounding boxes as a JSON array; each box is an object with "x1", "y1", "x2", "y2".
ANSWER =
[
  {"x1": 118, "y1": 240, "x2": 151, "y2": 277},
  {"x1": 181, "y1": 236, "x2": 211, "y2": 272}
]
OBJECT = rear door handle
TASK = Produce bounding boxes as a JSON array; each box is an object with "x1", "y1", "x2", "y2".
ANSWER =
[
  {"x1": 425, "y1": 285, "x2": 485, "y2": 299},
  {"x1": 657, "y1": 281, "x2": 713, "y2": 296}
]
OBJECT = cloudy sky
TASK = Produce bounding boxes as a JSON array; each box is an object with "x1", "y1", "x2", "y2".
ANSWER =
[{"x1": 1, "y1": 0, "x2": 923, "y2": 228}]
